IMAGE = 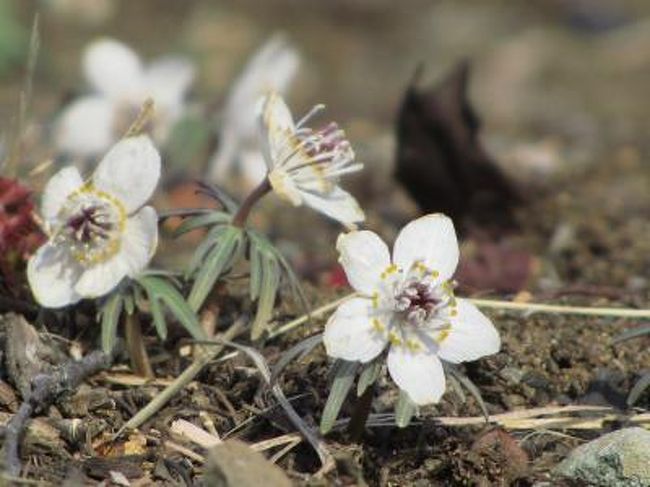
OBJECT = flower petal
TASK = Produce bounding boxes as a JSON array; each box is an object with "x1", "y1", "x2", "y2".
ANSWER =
[
  {"x1": 92, "y1": 135, "x2": 161, "y2": 213},
  {"x1": 387, "y1": 346, "x2": 446, "y2": 405},
  {"x1": 258, "y1": 92, "x2": 295, "y2": 169},
  {"x1": 144, "y1": 56, "x2": 194, "y2": 111},
  {"x1": 299, "y1": 186, "x2": 366, "y2": 226},
  {"x1": 436, "y1": 299, "x2": 501, "y2": 364},
  {"x1": 323, "y1": 297, "x2": 388, "y2": 363},
  {"x1": 83, "y1": 38, "x2": 144, "y2": 99},
  {"x1": 41, "y1": 166, "x2": 83, "y2": 224},
  {"x1": 337, "y1": 230, "x2": 390, "y2": 294},
  {"x1": 55, "y1": 96, "x2": 116, "y2": 158},
  {"x1": 27, "y1": 243, "x2": 83, "y2": 308},
  {"x1": 74, "y1": 206, "x2": 158, "y2": 298},
  {"x1": 393, "y1": 214, "x2": 459, "y2": 282}
]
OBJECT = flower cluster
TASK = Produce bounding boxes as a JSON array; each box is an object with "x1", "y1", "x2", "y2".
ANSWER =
[
  {"x1": 324, "y1": 214, "x2": 500, "y2": 404},
  {"x1": 56, "y1": 38, "x2": 194, "y2": 159}
]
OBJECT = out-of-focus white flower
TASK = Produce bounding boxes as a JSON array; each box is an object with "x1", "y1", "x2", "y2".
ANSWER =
[
  {"x1": 28, "y1": 136, "x2": 161, "y2": 308},
  {"x1": 324, "y1": 214, "x2": 500, "y2": 405},
  {"x1": 55, "y1": 38, "x2": 194, "y2": 159},
  {"x1": 258, "y1": 92, "x2": 365, "y2": 227},
  {"x1": 208, "y1": 34, "x2": 299, "y2": 189}
]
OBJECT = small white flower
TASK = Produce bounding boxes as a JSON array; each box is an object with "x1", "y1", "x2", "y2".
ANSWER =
[
  {"x1": 324, "y1": 214, "x2": 500, "y2": 405},
  {"x1": 258, "y1": 92, "x2": 365, "y2": 226},
  {"x1": 209, "y1": 34, "x2": 300, "y2": 190},
  {"x1": 28, "y1": 136, "x2": 161, "y2": 308},
  {"x1": 55, "y1": 38, "x2": 194, "y2": 158}
]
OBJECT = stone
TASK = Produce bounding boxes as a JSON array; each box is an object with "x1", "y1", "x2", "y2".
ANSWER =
[
  {"x1": 554, "y1": 427, "x2": 650, "y2": 486},
  {"x1": 204, "y1": 439, "x2": 292, "y2": 487}
]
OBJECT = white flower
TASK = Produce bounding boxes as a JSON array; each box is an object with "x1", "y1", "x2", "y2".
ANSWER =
[
  {"x1": 324, "y1": 214, "x2": 500, "y2": 405},
  {"x1": 257, "y1": 92, "x2": 365, "y2": 227},
  {"x1": 28, "y1": 136, "x2": 161, "y2": 308},
  {"x1": 209, "y1": 34, "x2": 300, "y2": 190},
  {"x1": 55, "y1": 38, "x2": 194, "y2": 159}
]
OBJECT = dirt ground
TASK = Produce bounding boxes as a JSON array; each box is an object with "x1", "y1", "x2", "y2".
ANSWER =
[{"x1": 1, "y1": 0, "x2": 650, "y2": 485}]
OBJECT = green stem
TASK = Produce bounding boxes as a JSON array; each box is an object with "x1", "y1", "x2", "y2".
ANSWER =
[
  {"x1": 125, "y1": 313, "x2": 154, "y2": 378},
  {"x1": 232, "y1": 178, "x2": 272, "y2": 227},
  {"x1": 347, "y1": 385, "x2": 374, "y2": 442}
]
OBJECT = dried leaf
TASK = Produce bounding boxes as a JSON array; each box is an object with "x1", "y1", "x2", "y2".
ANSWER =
[{"x1": 395, "y1": 62, "x2": 521, "y2": 231}]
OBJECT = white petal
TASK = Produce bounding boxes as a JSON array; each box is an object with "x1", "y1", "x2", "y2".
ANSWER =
[
  {"x1": 92, "y1": 135, "x2": 161, "y2": 213},
  {"x1": 387, "y1": 346, "x2": 446, "y2": 405},
  {"x1": 228, "y1": 35, "x2": 299, "y2": 139},
  {"x1": 27, "y1": 243, "x2": 83, "y2": 308},
  {"x1": 336, "y1": 230, "x2": 390, "y2": 295},
  {"x1": 83, "y1": 38, "x2": 144, "y2": 100},
  {"x1": 239, "y1": 150, "x2": 269, "y2": 189},
  {"x1": 436, "y1": 299, "x2": 501, "y2": 364},
  {"x1": 74, "y1": 206, "x2": 158, "y2": 297},
  {"x1": 55, "y1": 96, "x2": 116, "y2": 158},
  {"x1": 299, "y1": 186, "x2": 366, "y2": 226},
  {"x1": 144, "y1": 56, "x2": 194, "y2": 111},
  {"x1": 258, "y1": 92, "x2": 295, "y2": 168},
  {"x1": 41, "y1": 166, "x2": 83, "y2": 224},
  {"x1": 393, "y1": 214, "x2": 459, "y2": 282},
  {"x1": 323, "y1": 297, "x2": 388, "y2": 363}
]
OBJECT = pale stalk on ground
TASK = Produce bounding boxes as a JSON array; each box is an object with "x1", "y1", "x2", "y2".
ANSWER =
[
  {"x1": 269, "y1": 292, "x2": 650, "y2": 339},
  {"x1": 115, "y1": 318, "x2": 246, "y2": 437}
]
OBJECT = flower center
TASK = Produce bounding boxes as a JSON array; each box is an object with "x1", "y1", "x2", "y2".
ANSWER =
[
  {"x1": 55, "y1": 185, "x2": 126, "y2": 265},
  {"x1": 394, "y1": 281, "x2": 440, "y2": 326}
]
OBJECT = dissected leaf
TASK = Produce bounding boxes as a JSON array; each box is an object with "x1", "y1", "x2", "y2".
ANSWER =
[
  {"x1": 446, "y1": 363, "x2": 489, "y2": 420},
  {"x1": 357, "y1": 357, "x2": 383, "y2": 397},
  {"x1": 613, "y1": 325, "x2": 650, "y2": 344},
  {"x1": 186, "y1": 224, "x2": 230, "y2": 278},
  {"x1": 137, "y1": 275, "x2": 207, "y2": 341},
  {"x1": 188, "y1": 225, "x2": 244, "y2": 312},
  {"x1": 248, "y1": 229, "x2": 310, "y2": 339},
  {"x1": 270, "y1": 333, "x2": 323, "y2": 384},
  {"x1": 251, "y1": 252, "x2": 280, "y2": 340},
  {"x1": 100, "y1": 291, "x2": 124, "y2": 354},
  {"x1": 627, "y1": 372, "x2": 650, "y2": 406},
  {"x1": 395, "y1": 389, "x2": 416, "y2": 428},
  {"x1": 172, "y1": 211, "x2": 232, "y2": 238},
  {"x1": 320, "y1": 360, "x2": 358, "y2": 434}
]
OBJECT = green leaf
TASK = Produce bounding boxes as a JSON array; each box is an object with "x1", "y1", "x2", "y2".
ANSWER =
[
  {"x1": 613, "y1": 325, "x2": 650, "y2": 345},
  {"x1": 357, "y1": 358, "x2": 383, "y2": 397},
  {"x1": 251, "y1": 252, "x2": 280, "y2": 340},
  {"x1": 445, "y1": 364, "x2": 489, "y2": 421},
  {"x1": 100, "y1": 292, "x2": 123, "y2": 354},
  {"x1": 395, "y1": 390, "x2": 416, "y2": 428},
  {"x1": 186, "y1": 224, "x2": 230, "y2": 278},
  {"x1": 137, "y1": 275, "x2": 207, "y2": 341},
  {"x1": 270, "y1": 333, "x2": 323, "y2": 384},
  {"x1": 320, "y1": 360, "x2": 358, "y2": 434},
  {"x1": 188, "y1": 225, "x2": 244, "y2": 312},
  {"x1": 172, "y1": 211, "x2": 232, "y2": 238},
  {"x1": 627, "y1": 372, "x2": 650, "y2": 406}
]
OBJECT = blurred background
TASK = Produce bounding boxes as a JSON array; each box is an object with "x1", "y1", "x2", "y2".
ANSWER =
[{"x1": 1, "y1": 0, "x2": 649, "y2": 292}]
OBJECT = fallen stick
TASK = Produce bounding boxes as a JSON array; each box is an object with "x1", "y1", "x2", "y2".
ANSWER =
[{"x1": 3, "y1": 350, "x2": 113, "y2": 477}]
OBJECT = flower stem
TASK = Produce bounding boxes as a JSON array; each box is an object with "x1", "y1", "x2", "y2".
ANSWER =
[
  {"x1": 124, "y1": 313, "x2": 154, "y2": 379},
  {"x1": 232, "y1": 178, "x2": 272, "y2": 227},
  {"x1": 467, "y1": 298, "x2": 650, "y2": 318},
  {"x1": 348, "y1": 385, "x2": 374, "y2": 442}
]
